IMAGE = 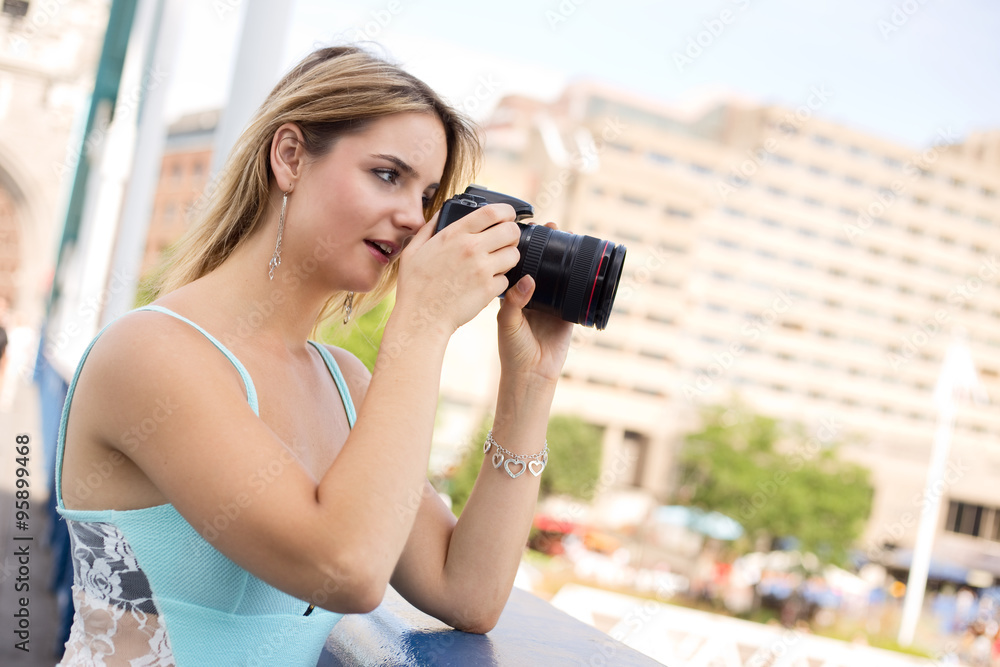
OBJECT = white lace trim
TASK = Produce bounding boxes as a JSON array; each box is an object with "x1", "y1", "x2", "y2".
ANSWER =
[{"x1": 58, "y1": 521, "x2": 175, "y2": 666}]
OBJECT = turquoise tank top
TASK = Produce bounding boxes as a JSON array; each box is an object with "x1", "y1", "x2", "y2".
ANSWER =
[{"x1": 55, "y1": 305, "x2": 355, "y2": 666}]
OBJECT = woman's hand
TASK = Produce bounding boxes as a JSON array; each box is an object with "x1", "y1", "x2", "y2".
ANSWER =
[
  {"x1": 395, "y1": 204, "x2": 521, "y2": 336},
  {"x1": 496, "y1": 223, "x2": 574, "y2": 384}
]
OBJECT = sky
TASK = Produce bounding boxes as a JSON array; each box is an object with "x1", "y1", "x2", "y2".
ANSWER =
[{"x1": 165, "y1": 0, "x2": 1000, "y2": 150}]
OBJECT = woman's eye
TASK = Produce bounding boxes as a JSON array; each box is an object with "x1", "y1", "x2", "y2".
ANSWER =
[
  {"x1": 421, "y1": 195, "x2": 432, "y2": 209},
  {"x1": 373, "y1": 168, "x2": 399, "y2": 184}
]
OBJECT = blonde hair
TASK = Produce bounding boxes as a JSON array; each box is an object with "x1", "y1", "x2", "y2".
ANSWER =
[{"x1": 157, "y1": 46, "x2": 481, "y2": 327}]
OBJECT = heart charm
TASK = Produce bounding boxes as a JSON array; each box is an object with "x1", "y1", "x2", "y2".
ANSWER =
[
  {"x1": 528, "y1": 459, "x2": 545, "y2": 477},
  {"x1": 504, "y1": 459, "x2": 526, "y2": 479},
  {"x1": 492, "y1": 451, "x2": 505, "y2": 468},
  {"x1": 483, "y1": 439, "x2": 491, "y2": 454}
]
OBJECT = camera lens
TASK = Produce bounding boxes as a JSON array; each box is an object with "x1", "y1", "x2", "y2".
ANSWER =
[{"x1": 506, "y1": 225, "x2": 627, "y2": 330}]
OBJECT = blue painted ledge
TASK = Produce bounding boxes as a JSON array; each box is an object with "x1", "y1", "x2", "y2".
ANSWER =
[{"x1": 318, "y1": 586, "x2": 663, "y2": 666}]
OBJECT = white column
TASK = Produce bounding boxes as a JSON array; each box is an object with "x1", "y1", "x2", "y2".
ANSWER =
[
  {"x1": 47, "y1": 0, "x2": 165, "y2": 377},
  {"x1": 896, "y1": 396, "x2": 957, "y2": 646},
  {"x1": 103, "y1": 0, "x2": 186, "y2": 325},
  {"x1": 209, "y1": 0, "x2": 295, "y2": 178},
  {"x1": 897, "y1": 334, "x2": 987, "y2": 646}
]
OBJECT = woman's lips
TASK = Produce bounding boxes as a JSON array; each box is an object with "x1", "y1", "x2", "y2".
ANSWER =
[{"x1": 365, "y1": 240, "x2": 391, "y2": 265}]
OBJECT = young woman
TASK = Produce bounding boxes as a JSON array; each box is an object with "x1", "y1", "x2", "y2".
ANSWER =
[{"x1": 56, "y1": 46, "x2": 573, "y2": 665}]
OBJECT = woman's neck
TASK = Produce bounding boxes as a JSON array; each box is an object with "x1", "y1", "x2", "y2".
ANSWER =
[{"x1": 157, "y1": 229, "x2": 330, "y2": 354}]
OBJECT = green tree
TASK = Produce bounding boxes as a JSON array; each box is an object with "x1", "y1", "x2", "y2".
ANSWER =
[
  {"x1": 540, "y1": 415, "x2": 603, "y2": 500},
  {"x1": 675, "y1": 401, "x2": 872, "y2": 565},
  {"x1": 446, "y1": 414, "x2": 603, "y2": 516},
  {"x1": 444, "y1": 416, "x2": 491, "y2": 516},
  {"x1": 318, "y1": 296, "x2": 393, "y2": 371}
]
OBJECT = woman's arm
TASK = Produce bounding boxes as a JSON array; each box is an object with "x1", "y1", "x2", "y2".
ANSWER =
[
  {"x1": 389, "y1": 376, "x2": 555, "y2": 633},
  {"x1": 75, "y1": 205, "x2": 522, "y2": 614},
  {"x1": 391, "y1": 263, "x2": 574, "y2": 632}
]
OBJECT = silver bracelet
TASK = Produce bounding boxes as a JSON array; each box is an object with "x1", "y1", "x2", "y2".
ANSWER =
[{"x1": 484, "y1": 430, "x2": 548, "y2": 479}]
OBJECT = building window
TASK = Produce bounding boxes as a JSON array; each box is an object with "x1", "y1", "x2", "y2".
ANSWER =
[
  {"x1": 639, "y1": 348, "x2": 670, "y2": 361},
  {"x1": 646, "y1": 151, "x2": 673, "y2": 165},
  {"x1": 2, "y1": 1, "x2": 30, "y2": 18},
  {"x1": 946, "y1": 501, "x2": 985, "y2": 537},
  {"x1": 617, "y1": 228, "x2": 644, "y2": 243},
  {"x1": 621, "y1": 431, "x2": 650, "y2": 488},
  {"x1": 594, "y1": 338, "x2": 622, "y2": 351}
]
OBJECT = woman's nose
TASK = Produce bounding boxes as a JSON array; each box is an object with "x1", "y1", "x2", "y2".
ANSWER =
[{"x1": 393, "y1": 195, "x2": 428, "y2": 232}]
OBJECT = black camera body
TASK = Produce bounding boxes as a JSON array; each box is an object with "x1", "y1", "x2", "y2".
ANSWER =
[{"x1": 434, "y1": 186, "x2": 626, "y2": 330}]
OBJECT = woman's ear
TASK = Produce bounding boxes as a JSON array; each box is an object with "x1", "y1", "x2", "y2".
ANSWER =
[{"x1": 270, "y1": 123, "x2": 306, "y2": 191}]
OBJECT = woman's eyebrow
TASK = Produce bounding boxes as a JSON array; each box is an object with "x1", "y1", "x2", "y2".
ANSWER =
[
  {"x1": 372, "y1": 153, "x2": 441, "y2": 190},
  {"x1": 372, "y1": 153, "x2": 417, "y2": 177}
]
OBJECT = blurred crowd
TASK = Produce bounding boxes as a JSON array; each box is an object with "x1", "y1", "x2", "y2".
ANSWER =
[
  {"x1": 689, "y1": 545, "x2": 1000, "y2": 664},
  {"x1": 932, "y1": 586, "x2": 1000, "y2": 666}
]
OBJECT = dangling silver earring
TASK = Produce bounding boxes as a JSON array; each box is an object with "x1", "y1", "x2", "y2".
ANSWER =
[
  {"x1": 268, "y1": 191, "x2": 289, "y2": 280},
  {"x1": 343, "y1": 292, "x2": 355, "y2": 324}
]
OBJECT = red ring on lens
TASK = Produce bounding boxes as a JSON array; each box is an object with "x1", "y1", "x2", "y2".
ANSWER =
[{"x1": 584, "y1": 240, "x2": 610, "y2": 325}]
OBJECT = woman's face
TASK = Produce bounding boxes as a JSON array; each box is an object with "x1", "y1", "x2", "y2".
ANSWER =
[{"x1": 284, "y1": 112, "x2": 449, "y2": 292}]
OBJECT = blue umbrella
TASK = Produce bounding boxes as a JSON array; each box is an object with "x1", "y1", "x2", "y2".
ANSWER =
[{"x1": 653, "y1": 505, "x2": 744, "y2": 541}]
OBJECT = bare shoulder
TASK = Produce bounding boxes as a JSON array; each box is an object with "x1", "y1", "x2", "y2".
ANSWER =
[
  {"x1": 62, "y1": 308, "x2": 254, "y2": 510},
  {"x1": 319, "y1": 344, "x2": 371, "y2": 407},
  {"x1": 71, "y1": 309, "x2": 249, "y2": 451}
]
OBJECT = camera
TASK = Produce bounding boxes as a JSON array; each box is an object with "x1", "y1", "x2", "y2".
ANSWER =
[{"x1": 434, "y1": 186, "x2": 627, "y2": 330}]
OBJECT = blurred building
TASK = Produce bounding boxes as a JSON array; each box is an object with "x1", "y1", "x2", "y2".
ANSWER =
[
  {"x1": 139, "y1": 109, "x2": 217, "y2": 279},
  {"x1": 444, "y1": 82, "x2": 1000, "y2": 583},
  {"x1": 0, "y1": 0, "x2": 109, "y2": 321}
]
